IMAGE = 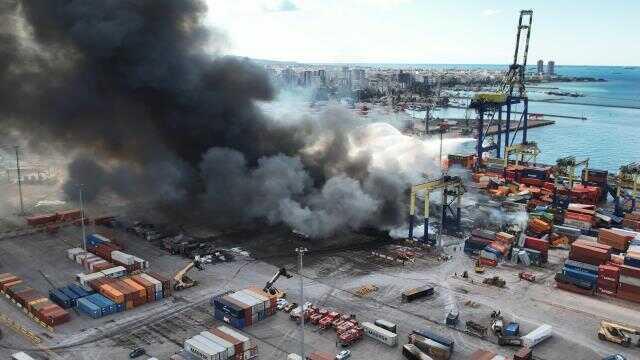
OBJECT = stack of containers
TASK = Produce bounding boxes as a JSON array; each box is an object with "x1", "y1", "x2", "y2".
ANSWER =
[
  {"x1": 92, "y1": 242, "x2": 123, "y2": 261},
  {"x1": 465, "y1": 229, "x2": 495, "y2": 254},
  {"x1": 212, "y1": 288, "x2": 277, "y2": 329},
  {"x1": 597, "y1": 264, "x2": 620, "y2": 296},
  {"x1": 85, "y1": 293, "x2": 118, "y2": 316},
  {"x1": 598, "y1": 229, "x2": 633, "y2": 252},
  {"x1": 524, "y1": 236, "x2": 549, "y2": 265},
  {"x1": 618, "y1": 264, "x2": 640, "y2": 303},
  {"x1": 569, "y1": 240, "x2": 611, "y2": 266},
  {"x1": 139, "y1": 273, "x2": 163, "y2": 301},
  {"x1": 246, "y1": 287, "x2": 278, "y2": 316},
  {"x1": 122, "y1": 278, "x2": 147, "y2": 307},
  {"x1": 67, "y1": 248, "x2": 85, "y2": 261},
  {"x1": 101, "y1": 266, "x2": 127, "y2": 279},
  {"x1": 555, "y1": 259, "x2": 598, "y2": 295},
  {"x1": 216, "y1": 326, "x2": 257, "y2": 360},
  {"x1": 146, "y1": 272, "x2": 173, "y2": 298},
  {"x1": 623, "y1": 212, "x2": 640, "y2": 231},
  {"x1": 0, "y1": 273, "x2": 70, "y2": 326},
  {"x1": 479, "y1": 244, "x2": 501, "y2": 267},
  {"x1": 77, "y1": 272, "x2": 106, "y2": 291},
  {"x1": 86, "y1": 234, "x2": 112, "y2": 247},
  {"x1": 495, "y1": 232, "x2": 515, "y2": 246},
  {"x1": 130, "y1": 275, "x2": 156, "y2": 303}
]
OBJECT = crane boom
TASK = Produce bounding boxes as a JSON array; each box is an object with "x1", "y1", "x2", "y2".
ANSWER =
[{"x1": 263, "y1": 267, "x2": 292, "y2": 296}]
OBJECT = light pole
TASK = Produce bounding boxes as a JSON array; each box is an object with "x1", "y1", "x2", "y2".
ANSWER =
[
  {"x1": 14, "y1": 146, "x2": 24, "y2": 215},
  {"x1": 296, "y1": 247, "x2": 308, "y2": 359},
  {"x1": 79, "y1": 185, "x2": 86, "y2": 250}
]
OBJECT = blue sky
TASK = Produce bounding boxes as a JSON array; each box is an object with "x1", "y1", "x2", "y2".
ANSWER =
[{"x1": 205, "y1": 0, "x2": 640, "y2": 66}]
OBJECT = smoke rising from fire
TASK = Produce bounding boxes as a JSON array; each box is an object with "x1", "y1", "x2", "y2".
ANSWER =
[{"x1": 0, "y1": 1, "x2": 469, "y2": 237}]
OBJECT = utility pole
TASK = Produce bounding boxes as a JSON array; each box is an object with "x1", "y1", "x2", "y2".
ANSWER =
[
  {"x1": 14, "y1": 146, "x2": 24, "y2": 215},
  {"x1": 296, "y1": 247, "x2": 308, "y2": 359},
  {"x1": 79, "y1": 185, "x2": 86, "y2": 250}
]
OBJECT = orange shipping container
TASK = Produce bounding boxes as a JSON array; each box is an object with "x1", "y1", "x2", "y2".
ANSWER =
[
  {"x1": 130, "y1": 275, "x2": 155, "y2": 302},
  {"x1": 99, "y1": 284, "x2": 125, "y2": 304}
]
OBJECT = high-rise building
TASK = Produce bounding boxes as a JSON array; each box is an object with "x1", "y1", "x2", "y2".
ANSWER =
[
  {"x1": 547, "y1": 61, "x2": 555, "y2": 76},
  {"x1": 302, "y1": 70, "x2": 313, "y2": 87},
  {"x1": 537, "y1": 60, "x2": 544, "y2": 75},
  {"x1": 317, "y1": 69, "x2": 326, "y2": 84}
]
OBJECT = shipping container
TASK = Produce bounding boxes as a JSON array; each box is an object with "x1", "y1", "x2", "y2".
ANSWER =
[
  {"x1": 564, "y1": 259, "x2": 599, "y2": 274},
  {"x1": 402, "y1": 286, "x2": 434, "y2": 302},
  {"x1": 214, "y1": 309, "x2": 245, "y2": 329},
  {"x1": 200, "y1": 331, "x2": 235, "y2": 358},
  {"x1": 362, "y1": 322, "x2": 397, "y2": 346},
  {"x1": 409, "y1": 334, "x2": 451, "y2": 360},
  {"x1": 146, "y1": 272, "x2": 173, "y2": 297},
  {"x1": 520, "y1": 324, "x2": 552, "y2": 348},
  {"x1": 374, "y1": 319, "x2": 397, "y2": 333},
  {"x1": 111, "y1": 251, "x2": 135, "y2": 265},
  {"x1": 11, "y1": 352, "x2": 37, "y2": 360},
  {"x1": 209, "y1": 327, "x2": 244, "y2": 357},
  {"x1": 77, "y1": 297, "x2": 101, "y2": 319},
  {"x1": 185, "y1": 336, "x2": 225, "y2": 360},
  {"x1": 86, "y1": 234, "x2": 111, "y2": 247},
  {"x1": 402, "y1": 344, "x2": 434, "y2": 360},
  {"x1": 101, "y1": 266, "x2": 126, "y2": 279},
  {"x1": 411, "y1": 329, "x2": 454, "y2": 351},
  {"x1": 216, "y1": 326, "x2": 254, "y2": 352},
  {"x1": 68, "y1": 283, "x2": 93, "y2": 298},
  {"x1": 49, "y1": 289, "x2": 72, "y2": 309},
  {"x1": 86, "y1": 293, "x2": 117, "y2": 316}
]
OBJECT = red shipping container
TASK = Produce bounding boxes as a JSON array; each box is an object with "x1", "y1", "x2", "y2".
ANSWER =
[
  {"x1": 524, "y1": 237, "x2": 549, "y2": 254},
  {"x1": 597, "y1": 287, "x2": 617, "y2": 296},
  {"x1": 620, "y1": 265, "x2": 640, "y2": 278},
  {"x1": 598, "y1": 265, "x2": 620, "y2": 281},
  {"x1": 479, "y1": 257, "x2": 497, "y2": 267},
  {"x1": 597, "y1": 278, "x2": 618, "y2": 290},
  {"x1": 25, "y1": 213, "x2": 59, "y2": 226},
  {"x1": 57, "y1": 209, "x2": 82, "y2": 222},
  {"x1": 617, "y1": 288, "x2": 640, "y2": 303}
]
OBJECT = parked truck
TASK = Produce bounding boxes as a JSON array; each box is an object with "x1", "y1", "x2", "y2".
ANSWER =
[{"x1": 339, "y1": 326, "x2": 364, "y2": 346}]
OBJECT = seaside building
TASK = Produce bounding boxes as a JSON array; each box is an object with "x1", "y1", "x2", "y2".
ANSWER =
[
  {"x1": 537, "y1": 59, "x2": 544, "y2": 75},
  {"x1": 547, "y1": 60, "x2": 555, "y2": 76}
]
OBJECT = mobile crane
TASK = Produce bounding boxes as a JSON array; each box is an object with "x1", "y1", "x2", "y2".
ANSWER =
[
  {"x1": 173, "y1": 257, "x2": 205, "y2": 291},
  {"x1": 263, "y1": 267, "x2": 292, "y2": 299},
  {"x1": 598, "y1": 320, "x2": 640, "y2": 347}
]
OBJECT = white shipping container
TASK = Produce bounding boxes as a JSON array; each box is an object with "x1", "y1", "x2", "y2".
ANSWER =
[
  {"x1": 101, "y1": 266, "x2": 126, "y2": 278},
  {"x1": 185, "y1": 338, "x2": 224, "y2": 360},
  {"x1": 239, "y1": 290, "x2": 267, "y2": 312},
  {"x1": 67, "y1": 248, "x2": 84, "y2": 261},
  {"x1": 229, "y1": 292, "x2": 261, "y2": 314},
  {"x1": 77, "y1": 272, "x2": 105, "y2": 290},
  {"x1": 74, "y1": 252, "x2": 90, "y2": 264},
  {"x1": 132, "y1": 256, "x2": 149, "y2": 269},
  {"x1": 91, "y1": 234, "x2": 111, "y2": 243},
  {"x1": 518, "y1": 250, "x2": 531, "y2": 266},
  {"x1": 111, "y1": 251, "x2": 135, "y2": 265},
  {"x1": 620, "y1": 275, "x2": 640, "y2": 288},
  {"x1": 362, "y1": 322, "x2": 398, "y2": 346},
  {"x1": 200, "y1": 331, "x2": 235, "y2": 357},
  {"x1": 193, "y1": 335, "x2": 225, "y2": 360},
  {"x1": 217, "y1": 326, "x2": 253, "y2": 352},
  {"x1": 140, "y1": 273, "x2": 162, "y2": 292},
  {"x1": 287, "y1": 354, "x2": 303, "y2": 360},
  {"x1": 490, "y1": 356, "x2": 506, "y2": 360},
  {"x1": 521, "y1": 324, "x2": 552, "y2": 348}
]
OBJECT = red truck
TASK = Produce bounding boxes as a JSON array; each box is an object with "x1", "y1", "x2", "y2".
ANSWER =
[
  {"x1": 336, "y1": 320, "x2": 358, "y2": 335},
  {"x1": 339, "y1": 326, "x2": 364, "y2": 346},
  {"x1": 318, "y1": 311, "x2": 340, "y2": 329}
]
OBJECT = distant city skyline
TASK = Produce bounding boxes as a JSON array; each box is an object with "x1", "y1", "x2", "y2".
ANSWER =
[{"x1": 205, "y1": 0, "x2": 640, "y2": 66}]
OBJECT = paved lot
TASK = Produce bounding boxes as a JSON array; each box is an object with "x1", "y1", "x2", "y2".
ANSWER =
[{"x1": 0, "y1": 216, "x2": 639, "y2": 360}]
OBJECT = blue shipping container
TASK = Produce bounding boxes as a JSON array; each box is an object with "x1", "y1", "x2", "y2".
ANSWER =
[
  {"x1": 624, "y1": 256, "x2": 640, "y2": 268},
  {"x1": 49, "y1": 289, "x2": 72, "y2": 309},
  {"x1": 412, "y1": 329, "x2": 454, "y2": 350},
  {"x1": 213, "y1": 297, "x2": 245, "y2": 319},
  {"x1": 155, "y1": 291, "x2": 163, "y2": 301},
  {"x1": 563, "y1": 267, "x2": 597, "y2": 285},
  {"x1": 115, "y1": 303, "x2": 124, "y2": 313},
  {"x1": 564, "y1": 259, "x2": 599, "y2": 274},
  {"x1": 77, "y1": 297, "x2": 102, "y2": 319},
  {"x1": 59, "y1": 287, "x2": 80, "y2": 305},
  {"x1": 68, "y1": 283, "x2": 93, "y2": 298},
  {"x1": 86, "y1": 294, "x2": 116, "y2": 316},
  {"x1": 214, "y1": 308, "x2": 245, "y2": 329},
  {"x1": 86, "y1": 234, "x2": 109, "y2": 247}
]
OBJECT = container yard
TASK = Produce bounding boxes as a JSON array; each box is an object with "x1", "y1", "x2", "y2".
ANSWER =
[{"x1": 1, "y1": 3, "x2": 639, "y2": 360}]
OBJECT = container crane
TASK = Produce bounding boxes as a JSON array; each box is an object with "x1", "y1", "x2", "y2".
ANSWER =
[
  {"x1": 470, "y1": 10, "x2": 533, "y2": 168},
  {"x1": 263, "y1": 267, "x2": 292, "y2": 299},
  {"x1": 609, "y1": 163, "x2": 640, "y2": 216},
  {"x1": 598, "y1": 320, "x2": 640, "y2": 347},
  {"x1": 408, "y1": 175, "x2": 465, "y2": 245},
  {"x1": 555, "y1": 156, "x2": 589, "y2": 189},
  {"x1": 173, "y1": 257, "x2": 204, "y2": 291}
]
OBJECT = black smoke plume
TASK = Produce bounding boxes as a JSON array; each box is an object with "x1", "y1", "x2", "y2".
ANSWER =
[{"x1": 0, "y1": 0, "x2": 448, "y2": 237}]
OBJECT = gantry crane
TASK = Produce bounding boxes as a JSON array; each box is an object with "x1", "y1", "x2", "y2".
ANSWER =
[
  {"x1": 470, "y1": 10, "x2": 533, "y2": 168},
  {"x1": 608, "y1": 162, "x2": 640, "y2": 216},
  {"x1": 598, "y1": 320, "x2": 640, "y2": 347},
  {"x1": 408, "y1": 175, "x2": 465, "y2": 245},
  {"x1": 555, "y1": 156, "x2": 589, "y2": 189},
  {"x1": 503, "y1": 142, "x2": 540, "y2": 168}
]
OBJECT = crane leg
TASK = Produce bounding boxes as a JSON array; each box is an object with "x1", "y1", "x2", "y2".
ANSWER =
[
  {"x1": 408, "y1": 215, "x2": 414, "y2": 239},
  {"x1": 423, "y1": 217, "x2": 429, "y2": 243}
]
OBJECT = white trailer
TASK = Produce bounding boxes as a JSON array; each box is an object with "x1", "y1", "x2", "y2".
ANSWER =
[
  {"x1": 362, "y1": 321, "x2": 398, "y2": 346},
  {"x1": 521, "y1": 324, "x2": 552, "y2": 348}
]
